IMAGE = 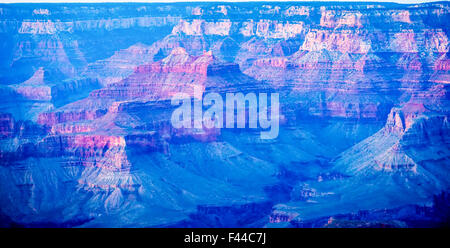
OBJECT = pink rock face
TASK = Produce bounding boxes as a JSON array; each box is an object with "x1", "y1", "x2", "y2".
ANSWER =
[
  {"x1": 32, "y1": 8, "x2": 50, "y2": 15},
  {"x1": 38, "y1": 110, "x2": 106, "y2": 126},
  {"x1": 34, "y1": 48, "x2": 214, "y2": 128},
  {"x1": 425, "y1": 30, "x2": 449, "y2": 53},
  {"x1": 256, "y1": 20, "x2": 305, "y2": 39},
  {"x1": 14, "y1": 85, "x2": 52, "y2": 101},
  {"x1": 391, "y1": 31, "x2": 418, "y2": 53},
  {"x1": 391, "y1": 10, "x2": 412, "y2": 23},
  {"x1": 301, "y1": 29, "x2": 370, "y2": 54},
  {"x1": 88, "y1": 48, "x2": 212, "y2": 101},
  {"x1": 50, "y1": 123, "x2": 94, "y2": 134},
  {"x1": 9, "y1": 68, "x2": 51, "y2": 100},
  {"x1": 320, "y1": 10, "x2": 363, "y2": 28},
  {"x1": 36, "y1": 133, "x2": 131, "y2": 171},
  {"x1": 401, "y1": 103, "x2": 428, "y2": 131},
  {"x1": 72, "y1": 134, "x2": 125, "y2": 150},
  {"x1": 283, "y1": 6, "x2": 311, "y2": 17},
  {"x1": 385, "y1": 109, "x2": 408, "y2": 134},
  {"x1": 19, "y1": 16, "x2": 181, "y2": 34},
  {"x1": 239, "y1": 20, "x2": 305, "y2": 39},
  {"x1": 385, "y1": 103, "x2": 428, "y2": 134},
  {"x1": 31, "y1": 47, "x2": 227, "y2": 173},
  {"x1": 19, "y1": 20, "x2": 59, "y2": 34},
  {"x1": 172, "y1": 19, "x2": 232, "y2": 36},
  {"x1": 11, "y1": 74, "x2": 53, "y2": 103},
  {"x1": 191, "y1": 6, "x2": 203, "y2": 15}
]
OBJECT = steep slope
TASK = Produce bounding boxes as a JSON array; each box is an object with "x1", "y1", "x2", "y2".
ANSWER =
[{"x1": 270, "y1": 103, "x2": 449, "y2": 227}]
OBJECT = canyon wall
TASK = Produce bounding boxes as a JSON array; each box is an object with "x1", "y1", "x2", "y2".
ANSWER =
[{"x1": 0, "y1": 2, "x2": 449, "y2": 227}]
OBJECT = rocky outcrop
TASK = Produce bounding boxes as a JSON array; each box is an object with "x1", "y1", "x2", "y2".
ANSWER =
[
  {"x1": 89, "y1": 47, "x2": 212, "y2": 101},
  {"x1": 333, "y1": 103, "x2": 448, "y2": 176},
  {"x1": 320, "y1": 10, "x2": 363, "y2": 28},
  {"x1": 172, "y1": 19, "x2": 232, "y2": 36},
  {"x1": 241, "y1": 20, "x2": 305, "y2": 39},
  {"x1": 9, "y1": 68, "x2": 52, "y2": 101}
]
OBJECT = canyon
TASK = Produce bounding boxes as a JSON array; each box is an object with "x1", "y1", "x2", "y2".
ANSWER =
[{"x1": 0, "y1": 2, "x2": 449, "y2": 227}]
